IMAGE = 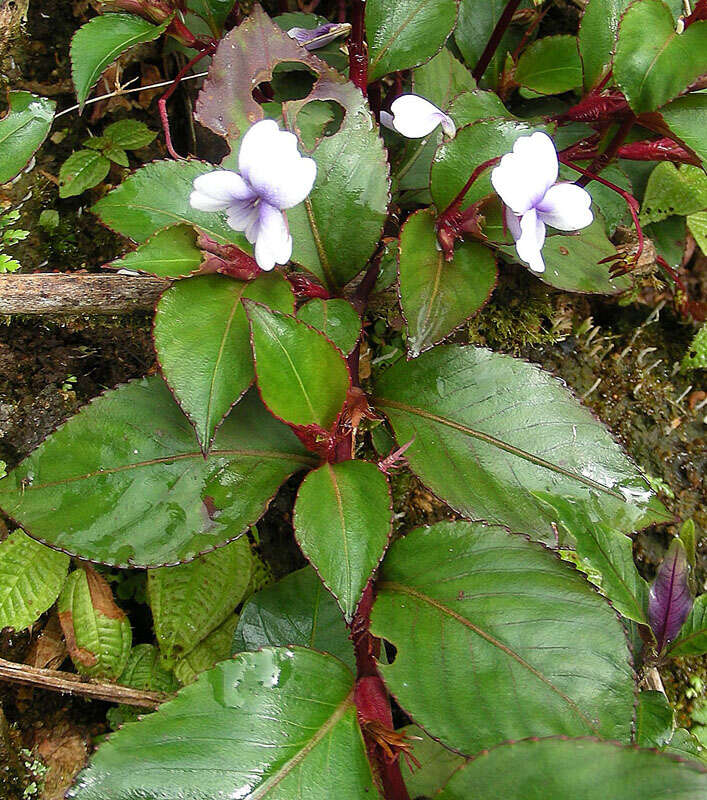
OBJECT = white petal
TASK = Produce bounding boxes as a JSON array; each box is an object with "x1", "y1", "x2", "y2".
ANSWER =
[
  {"x1": 491, "y1": 131, "x2": 559, "y2": 215},
  {"x1": 192, "y1": 170, "x2": 254, "y2": 202},
  {"x1": 189, "y1": 190, "x2": 231, "y2": 212},
  {"x1": 225, "y1": 199, "x2": 259, "y2": 233},
  {"x1": 505, "y1": 206, "x2": 523, "y2": 241},
  {"x1": 238, "y1": 120, "x2": 290, "y2": 177},
  {"x1": 515, "y1": 208, "x2": 546, "y2": 273},
  {"x1": 254, "y1": 203, "x2": 292, "y2": 271},
  {"x1": 389, "y1": 95, "x2": 453, "y2": 138},
  {"x1": 537, "y1": 182, "x2": 594, "y2": 231}
]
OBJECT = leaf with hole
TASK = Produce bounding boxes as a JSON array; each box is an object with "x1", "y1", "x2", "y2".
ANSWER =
[
  {"x1": 67, "y1": 648, "x2": 382, "y2": 800},
  {"x1": 233, "y1": 566, "x2": 354, "y2": 671},
  {"x1": 371, "y1": 522, "x2": 635, "y2": 753},
  {"x1": 294, "y1": 461, "x2": 391, "y2": 622},
  {"x1": 0, "y1": 530, "x2": 69, "y2": 632},
  {"x1": 296, "y1": 298, "x2": 361, "y2": 355},
  {"x1": 398, "y1": 209, "x2": 497, "y2": 356},
  {"x1": 0, "y1": 91, "x2": 55, "y2": 184},
  {"x1": 515, "y1": 35, "x2": 582, "y2": 95},
  {"x1": 154, "y1": 272, "x2": 295, "y2": 451},
  {"x1": 0, "y1": 380, "x2": 315, "y2": 567},
  {"x1": 374, "y1": 345, "x2": 668, "y2": 537},
  {"x1": 105, "y1": 224, "x2": 203, "y2": 278}
]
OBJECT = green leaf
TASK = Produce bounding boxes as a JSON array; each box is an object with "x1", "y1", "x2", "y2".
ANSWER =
[
  {"x1": 578, "y1": 0, "x2": 632, "y2": 90},
  {"x1": 365, "y1": 0, "x2": 459, "y2": 82},
  {"x1": 174, "y1": 613, "x2": 239, "y2": 684},
  {"x1": 535, "y1": 494, "x2": 649, "y2": 624},
  {"x1": 371, "y1": 522, "x2": 635, "y2": 753},
  {"x1": 615, "y1": 0, "x2": 707, "y2": 113},
  {"x1": 67, "y1": 648, "x2": 382, "y2": 800},
  {"x1": 0, "y1": 530, "x2": 69, "y2": 632},
  {"x1": 448, "y1": 89, "x2": 513, "y2": 126},
  {"x1": 155, "y1": 272, "x2": 295, "y2": 452},
  {"x1": 561, "y1": 162, "x2": 632, "y2": 236},
  {"x1": 637, "y1": 690, "x2": 674, "y2": 748},
  {"x1": 59, "y1": 149, "x2": 110, "y2": 198},
  {"x1": 665, "y1": 728, "x2": 707, "y2": 762},
  {"x1": 294, "y1": 461, "x2": 391, "y2": 622},
  {"x1": 374, "y1": 344, "x2": 669, "y2": 537},
  {"x1": 669, "y1": 595, "x2": 707, "y2": 656},
  {"x1": 246, "y1": 302, "x2": 350, "y2": 430},
  {"x1": 296, "y1": 298, "x2": 361, "y2": 355},
  {"x1": 413, "y1": 48, "x2": 476, "y2": 110},
  {"x1": 659, "y1": 93, "x2": 707, "y2": 171},
  {"x1": 92, "y1": 159, "x2": 250, "y2": 250},
  {"x1": 103, "y1": 120, "x2": 156, "y2": 150},
  {"x1": 0, "y1": 91, "x2": 55, "y2": 184},
  {"x1": 148, "y1": 537, "x2": 252, "y2": 664},
  {"x1": 58, "y1": 567, "x2": 132, "y2": 680},
  {"x1": 0, "y1": 380, "x2": 314, "y2": 567},
  {"x1": 119, "y1": 644, "x2": 178, "y2": 693},
  {"x1": 233, "y1": 566, "x2": 355, "y2": 671},
  {"x1": 682, "y1": 323, "x2": 707, "y2": 371},
  {"x1": 398, "y1": 209, "x2": 496, "y2": 356},
  {"x1": 515, "y1": 35, "x2": 582, "y2": 95},
  {"x1": 188, "y1": 0, "x2": 236, "y2": 36},
  {"x1": 70, "y1": 13, "x2": 172, "y2": 107},
  {"x1": 105, "y1": 224, "x2": 203, "y2": 278},
  {"x1": 646, "y1": 214, "x2": 686, "y2": 267},
  {"x1": 398, "y1": 725, "x2": 466, "y2": 798},
  {"x1": 435, "y1": 738, "x2": 707, "y2": 798},
  {"x1": 641, "y1": 163, "x2": 707, "y2": 225},
  {"x1": 688, "y1": 211, "x2": 707, "y2": 255},
  {"x1": 103, "y1": 144, "x2": 129, "y2": 167}
]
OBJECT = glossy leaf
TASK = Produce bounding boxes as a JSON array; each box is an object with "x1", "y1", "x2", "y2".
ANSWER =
[
  {"x1": 515, "y1": 35, "x2": 582, "y2": 95},
  {"x1": 448, "y1": 89, "x2": 513, "y2": 126},
  {"x1": 294, "y1": 461, "x2": 391, "y2": 621},
  {"x1": 148, "y1": 537, "x2": 252, "y2": 664},
  {"x1": 435, "y1": 738, "x2": 707, "y2": 799},
  {"x1": 365, "y1": 0, "x2": 459, "y2": 82},
  {"x1": 246, "y1": 302, "x2": 350, "y2": 430},
  {"x1": 374, "y1": 345, "x2": 668, "y2": 537},
  {"x1": 399, "y1": 725, "x2": 465, "y2": 798},
  {"x1": 71, "y1": 13, "x2": 172, "y2": 107},
  {"x1": 59, "y1": 149, "x2": 110, "y2": 198},
  {"x1": 103, "y1": 119, "x2": 156, "y2": 150},
  {"x1": 68, "y1": 648, "x2": 381, "y2": 800},
  {"x1": 58, "y1": 567, "x2": 132, "y2": 680},
  {"x1": 398, "y1": 208, "x2": 496, "y2": 356},
  {"x1": 233, "y1": 566, "x2": 354, "y2": 671},
  {"x1": 413, "y1": 48, "x2": 475, "y2": 110},
  {"x1": 174, "y1": 613, "x2": 239, "y2": 685},
  {"x1": 296, "y1": 298, "x2": 361, "y2": 355},
  {"x1": 615, "y1": 0, "x2": 707, "y2": 113},
  {"x1": 665, "y1": 728, "x2": 707, "y2": 762},
  {"x1": 659, "y1": 93, "x2": 707, "y2": 170},
  {"x1": 637, "y1": 690, "x2": 675, "y2": 748},
  {"x1": 641, "y1": 163, "x2": 707, "y2": 225},
  {"x1": 155, "y1": 272, "x2": 295, "y2": 451},
  {"x1": 105, "y1": 224, "x2": 203, "y2": 278},
  {"x1": 0, "y1": 91, "x2": 55, "y2": 184},
  {"x1": 0, "y1": 530, "x2": 69, "y2": 632},
  {"x1": 578, "y1": 0, "x2": 632, "y2": 90},
  {"x1": 119, "y1": 644, "x2": 178, "y2": 693},
  {"x1": 669, "y1": 594, "x2": 707, "y2": 656},
  {"x1": 0, "y1": 380, "x2": 314, "y2": 567},
  {"x1": 92, "y1": 159, "x2": 250, "y2": 249},
  {"x1": 649, "y1": 539, "x2": 693, "y2": 652},
  {"x1": 371, "y1": 522, "x2": 635, "y2": 753}
]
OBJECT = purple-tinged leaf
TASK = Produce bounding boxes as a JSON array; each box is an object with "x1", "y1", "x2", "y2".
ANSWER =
[{"x1": 649, "y1": 539, "x2": 693, "y2": 652}]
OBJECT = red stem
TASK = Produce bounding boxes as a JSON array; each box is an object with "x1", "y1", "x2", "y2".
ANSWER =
[
  {"x1": 472, "y1": 0, "x2": 523, "y2": 82},
  {"x1": 349, "y1": 0, "x2": 368, "y2": 91},
  {"x1": 577, "y1": 113, "x2": 635, "y2": 187}
]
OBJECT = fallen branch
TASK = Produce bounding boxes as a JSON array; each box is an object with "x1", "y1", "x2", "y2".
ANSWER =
[
  {"x1": 0, "y1": 274, "x2": 170, "y2": 315},
  {"x1": 0, "y1": 656, "x2": 169, "y2": 708}
]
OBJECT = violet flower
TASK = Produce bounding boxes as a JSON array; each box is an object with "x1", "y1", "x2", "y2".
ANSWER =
[
  {"x1": 287, "y1": 22, "x2": 351, "y2": 51},
  {"x1": 491, "y1": 131, "x2": 593, "y2": 273},
  {"x1": 380, "y1": 94, "x2": 456, "y2": 139},
  {"x1": 190, "y1": 120, "x2": 316, "y2": 271}
]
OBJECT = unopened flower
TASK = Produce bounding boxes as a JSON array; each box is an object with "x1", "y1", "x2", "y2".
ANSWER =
[
  {"x1": 380, "y1": 95, "x2": 456, "y2": 139},
  {"x1": 287, "y1": 22, "x2": 351, "y2": 50},
  {"x1": 491, "y1": 131, "x2": 593, "y2": 273},
  {"x1": 190, "y1": 119, "x2": 316, "y2": 271}
]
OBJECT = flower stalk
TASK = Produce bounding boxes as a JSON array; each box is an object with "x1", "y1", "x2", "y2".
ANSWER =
[
  {"x1": 349, "y1": 0, "x2": 368, "y2": 91},
  {"x1": 472, "y1": 0, "x2": 523, "y2": 82}
]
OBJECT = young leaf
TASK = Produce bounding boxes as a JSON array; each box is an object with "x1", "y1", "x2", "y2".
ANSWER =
[
  {"x1": 70, "y1": 13, "x2": 172, "y2": 107},
  {"x1": 371, "y1": 522, "x2": 635, "y2": 754},
  {"x1": 659, "y1": 93, "x2": 707, "y2": 171},
  {"x1": 294, "y1": 461, "x2": 391, "y2": 622},
  {"x1": 105, "y1": 224, "x2": 203, "y2": 278},
  {"x1": 0, "y1": 91, "x2": 55, "y2": 184},
  {"x1": 398, "y1": 208, "x2": 496, "y2": 356},
  {"x1": 58, "y1": 567, "x2": 132, "y2": 680},
  {"x1": 67, "y1": 648, "x2": 382, "y2": 800},
  {"x1": 0, "y1": 380, "x2": 315, "y2": 567},
  {"x1": 233, "y1": 567, "x2": 354, "y2": 671},
  {"x1": 636, "y1": 690, "x2": 675, "y2": 748},
  {"x1": 669, "y1": 594, "x2": 707, "y2": 657},
  {"x1": 154, "y1": 272, "x2": 295, "y2": 452},
  {"x1": 174, "y1": 613, "x2": 240, "y2": 685},
  {"x1": 148, "y1": 537, "x2": 252, "y2": 664},
  {"x1": 102, "y1": 144, "x2": 129, "y2": 167},
  {"x1": 435, "y1": 738, "x2": 707, "y2": 798},
  {"x1": 365, "y1": 0, "x2": 459, "y2": 82},
  {"x1": 615, "y1": 0, "x2": 707, "y2": 113},
  {"x1": 0, "y1": 531, "x2": 69, "y2": 632},
  {"x1": 245, "y1": 302, "x2": 350, "y2": 430},
  {"x1": 103, "y1": 119, "x2": 156, "y2": 150},
  {"x1": 119, "y1": 644, "x2": 178, "y2": 693},
  {"x1": 649, "y1": 538, "x2": 693, "y2": 652},
  {"x1": 296, "y1": 299, "x2": 361, "y2": 355},
  {"x1": 515, "y1": 35, "x2": 582, "y2": 95},
  {"x1": 59, "y1": 149, "x2": 111, "y2": 198},
  {"x1": 374, "y1": 345, "x2": 669, "y2": 537}
]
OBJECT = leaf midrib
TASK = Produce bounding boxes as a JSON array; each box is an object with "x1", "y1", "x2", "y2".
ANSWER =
[{"x1": 369, "y1": 0, "x2": 438, "y2": 73}]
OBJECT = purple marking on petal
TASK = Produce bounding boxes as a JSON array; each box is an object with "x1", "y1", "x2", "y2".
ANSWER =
[
  {"x1": 649, "y1": 539, "x2": 693, "y2": 652},
  {"x1": 287, "y1": 23, "x2": 349, "y2": 50}
]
